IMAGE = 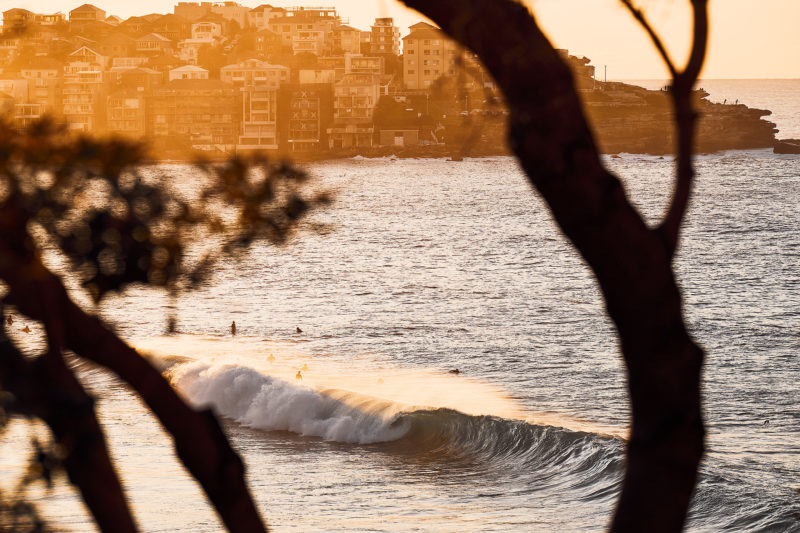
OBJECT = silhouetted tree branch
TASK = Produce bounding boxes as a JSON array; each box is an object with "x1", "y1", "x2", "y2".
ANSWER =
[
  {"x1": 0, "y1": 308, "x2": 136, "y2": 532},
  {"x1": 1, "y1": 261, "x2": 266, "y2": 532},
  {"x1": 399, "y1": 1, "x2": 706, "y2": 530},
  {"x1": 0, "y1": 118, "x2": 329, "y2": 532},
  {"x1": 659, "y1": 0, "x2": 709, "y2": 256},
  {"x1": 619, "y1": 0, "x2": 678, "y2": 77}
]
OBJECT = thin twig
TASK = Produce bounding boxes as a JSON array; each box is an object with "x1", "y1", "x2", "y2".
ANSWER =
[
  {"x1": 659, "y1": 0, "x2": 709, "y2": 257},
  {"x1": 619, "y1": 0, "x2": 678, "y2": 77}
]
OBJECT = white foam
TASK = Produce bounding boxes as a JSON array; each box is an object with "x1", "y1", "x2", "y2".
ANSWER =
[{"x1": 167, "y1": 361, "x2": 411, "y2": 444}]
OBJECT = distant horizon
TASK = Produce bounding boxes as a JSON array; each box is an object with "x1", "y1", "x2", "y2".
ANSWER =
[{"x1": 9, "y1": 0, "x2": 800, "y2": 79}]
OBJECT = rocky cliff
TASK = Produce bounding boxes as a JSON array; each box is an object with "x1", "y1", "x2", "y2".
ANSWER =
[{"x1": 581, "y1": 81, "x2": 778, "y2": 154}]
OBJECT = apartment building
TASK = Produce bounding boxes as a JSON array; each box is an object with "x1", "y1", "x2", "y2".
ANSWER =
[
  {"x1": 335, "y1": 25, "x2": 361, "y2": 54},
  {"x1": 277, "y1": 83, "x2": 332, "y2": 152},
  {"x1": 149, "y1": 78, "x2": 239, "y2": 150},
  {"x1": 402, "y1": 22, "x2": 458, "y2": 90},
  {"x1": 117, "y1": 67, "x2": 163, "y2": 91},
  {"x1": 107, "y1": 88, "x2": 146, "y2": 137},
  {"x1": 346, "y1": 55, "x2": 384, "y2": 76},
  {"x1": 267, "y1": 7, "x2": 339, "y2": 56},
  {"x1": 62, "y1": 67, "x2": 107, "y2": 132},
  {"x1": 327, "y1": 72, "x2": 380, "y2": 149},
  {"x1": 236, "y1": 85, "x2": 280, "y2": 150},
  {"x1": 220, "y1": 59, "x2": 288, "y2": 88},
  {"x1": 20, "y1": 56, "x2": 62, "y2": 114},
  {"x1": 221, "y1": 59, "x2": 288, "y2": 151},
  {"x1": 370, "y1": 18, "x2": 399, "y2": 56}
]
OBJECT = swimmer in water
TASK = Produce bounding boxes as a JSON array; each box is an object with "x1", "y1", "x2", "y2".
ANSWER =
[
  {"x1": 301, "y1": 363, "x2": 308, "y2": 371},
  {"x1": 231, "y1": 321, "x2": 236, "y2": 335},
  {"x1": 295, "y1": 370, "x2": 302, "y2": 380},
  {"x1": 296, "y1": 327, "x2": 302, "y2": 334},
  {"x1": 21, "y1": 325, "x2": 30, "y2": 334},
  {"x1": 377, "y1": 378, "x2": 384, "y2": 384},
  {"x1": 267, "y1": 353, "x2": 275, "y2": 362},
  {"x1": 6, "y1": 315, "x2": 12, "y2": 326}
]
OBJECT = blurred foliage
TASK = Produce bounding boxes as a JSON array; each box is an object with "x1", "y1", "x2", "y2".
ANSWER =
[
  {"x1": 0, "y1": 114, "x2": 331, "y2": 529},
  {"x1": 0, "y1": 391, "x2": 59, "y2": 533},
  {"x1": 0, "y1": 116, "x2": 330, "y2": 303}
]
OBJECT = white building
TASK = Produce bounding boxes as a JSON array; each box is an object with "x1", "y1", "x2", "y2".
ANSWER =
[{"x1": 169, "y1": 65, "x2": 209, "y2": 81}]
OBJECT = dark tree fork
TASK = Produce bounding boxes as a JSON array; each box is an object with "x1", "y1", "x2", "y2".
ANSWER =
[{"x1": 398, "y1": 0, "x2": 709, "y2": 531}]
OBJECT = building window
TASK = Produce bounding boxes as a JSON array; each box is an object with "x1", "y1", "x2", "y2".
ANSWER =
[{"x1": 407, "y1": 69, "x2": 414, "y2": 74}]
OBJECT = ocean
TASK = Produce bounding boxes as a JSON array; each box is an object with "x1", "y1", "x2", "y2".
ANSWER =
[{"x1": 3, "y1": 80, "x2": 799, "y2": 532}]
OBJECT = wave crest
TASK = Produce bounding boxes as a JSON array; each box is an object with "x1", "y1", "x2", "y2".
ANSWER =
[{"x1": 168, "y1": 361, "x2": 411, "y2": 443}]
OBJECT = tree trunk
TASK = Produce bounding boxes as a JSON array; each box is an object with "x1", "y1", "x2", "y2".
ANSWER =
[
  {"x1": 0, "y1": 245, "x2": 268, "y2": 533},
  {"x1": 400, "y1": 1, "x2": 705, "y2": 530}
]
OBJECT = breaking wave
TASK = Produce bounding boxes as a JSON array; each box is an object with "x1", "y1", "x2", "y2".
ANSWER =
[{"x1": 166, "y1": 360, "x2": 625, "y2": 481}]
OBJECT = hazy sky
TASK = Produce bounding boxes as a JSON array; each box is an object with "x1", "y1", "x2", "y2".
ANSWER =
[{"x1": 11, "y1": 0, "x2": 800, "y2": 79}]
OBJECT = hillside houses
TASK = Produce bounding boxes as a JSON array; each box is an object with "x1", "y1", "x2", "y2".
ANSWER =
[{"x1": 0, "y1": 2, "x2": 559, "y2": 156}]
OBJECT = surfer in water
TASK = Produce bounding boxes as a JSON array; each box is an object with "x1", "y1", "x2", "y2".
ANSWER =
[
  {"x1": 267, "y1": 353, "x2": 275, "y2": 362},
  {"x1": 6, "y1": 315, "x2": 12, "y2": 326},
  {"x1": 231, "y1": 321, "x2": 236, "y2": 336},
  {"x1": 296, "y1": 326, "x2": 302, "y2": 334},
  {"x1": 295, "y1": 370, "x2": 302, "y2": 380}
]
